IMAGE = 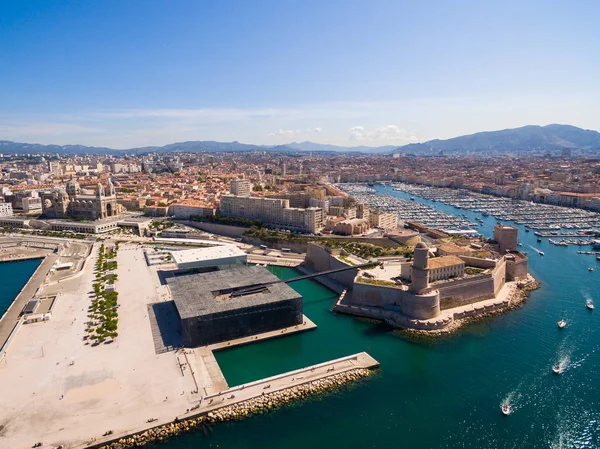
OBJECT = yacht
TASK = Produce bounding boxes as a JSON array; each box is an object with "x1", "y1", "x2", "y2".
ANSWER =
[
  {"x1": 501, "y1": 404, "x2": 512, "y2": 416},
  {"x1": 557, "y1": 319, "x2": 567, "y2": 329},
  {"x1": 552, "y1": 364, "x2": 562, "y2": 375},
  {"x1": 586, "y1": 299, "x2": 594, "y2": 310}
]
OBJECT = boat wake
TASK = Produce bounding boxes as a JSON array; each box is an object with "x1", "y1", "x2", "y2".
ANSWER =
[{"x1": 501, "y1": 387, "x2": 523, "y2": 413}]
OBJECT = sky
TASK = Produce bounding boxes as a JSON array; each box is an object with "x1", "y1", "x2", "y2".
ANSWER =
[{"x1": 1, "y1": 0, "x2": 599, "y2": 149}]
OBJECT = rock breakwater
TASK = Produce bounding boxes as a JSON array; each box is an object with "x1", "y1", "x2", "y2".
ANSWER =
[{"x1": 97, "y1": 368, "x2": 371, "y2": 449}]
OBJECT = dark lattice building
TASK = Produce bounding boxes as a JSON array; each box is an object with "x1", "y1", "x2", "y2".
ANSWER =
[{"x1": 167, "y1": 266, "x2": 303, "y2": 347}]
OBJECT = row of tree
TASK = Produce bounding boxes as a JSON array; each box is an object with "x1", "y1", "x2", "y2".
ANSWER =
[{"x1": 87, "y1": 243, "x2": 120, "y2": 344}]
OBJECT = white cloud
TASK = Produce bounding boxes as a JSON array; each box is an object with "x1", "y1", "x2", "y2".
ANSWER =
[
  {"x1": 349, "y1": 125, "x2": 418, "y2": 143},
  {"x1": 268, "y1": 129, "x2": 300, "y2": 137},
  {"x1": 1, "y1": 92, "x2": 598, "y2": 148}
]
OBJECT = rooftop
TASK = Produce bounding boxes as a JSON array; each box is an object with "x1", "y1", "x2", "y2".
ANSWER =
[
  {"x1": 171, "y1": 245, "x2": 246, "y2": 265},
  {"x1": 428, "y1": 255, "x2": 465, "y2": 269},
  {"x1": 167, "y1": 266, "x2": 301, "y2": 319}
]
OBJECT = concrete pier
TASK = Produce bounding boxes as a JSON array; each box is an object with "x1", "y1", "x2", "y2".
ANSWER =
[{"x1": 90, "y1": 352, "x2": 378, "y2": 449}]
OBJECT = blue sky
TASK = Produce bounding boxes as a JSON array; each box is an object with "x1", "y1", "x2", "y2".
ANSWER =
[{"x1": 1, "y1": 0, "x2": 599, "y2": 148}]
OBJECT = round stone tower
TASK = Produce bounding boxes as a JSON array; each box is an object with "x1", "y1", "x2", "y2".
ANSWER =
[{"x1": 410, "y1": 242, "x2": 430, "y2": 293}]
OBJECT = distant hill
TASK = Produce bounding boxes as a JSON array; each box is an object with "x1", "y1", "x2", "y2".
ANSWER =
[
  {"x1": 1, "y1": 124, "x2": 599, "y2": 155},
  {"x1": 286, "y1": 141, "x2": 397, "y2": 153},
  {"x1": 395, "y1": 124, "x2": 600, "y2": 154},
  {"x1": 0, "y1": 140, "x2": 118, "y2": 155},
  {"x1": 0, "y1": 140, "x2": 298, "y2": 155}
]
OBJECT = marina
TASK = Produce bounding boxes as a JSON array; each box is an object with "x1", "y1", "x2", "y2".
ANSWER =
[{"x1": 2, "y1": 189, "x2": 600, "y2": 448}]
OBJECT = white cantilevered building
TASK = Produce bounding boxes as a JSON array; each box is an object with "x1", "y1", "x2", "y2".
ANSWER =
[{"x1": 171, "y1": 245, "x2": 247, "y2": 271}]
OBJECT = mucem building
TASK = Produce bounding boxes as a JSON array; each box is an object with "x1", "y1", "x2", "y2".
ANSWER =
[{"x1": 167, "y1": 266, "x2": 303, "y2": 347}]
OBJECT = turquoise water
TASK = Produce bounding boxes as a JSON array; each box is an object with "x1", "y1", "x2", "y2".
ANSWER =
[
  {"x1": 0, "y1": 258, "x2": 41, "y2": 319},
  {"x1": 169, "y1": 186, "x2": 600, "y2": 447}
]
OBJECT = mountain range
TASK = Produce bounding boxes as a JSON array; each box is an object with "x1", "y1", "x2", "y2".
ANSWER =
[{"x1": 1, "y1": 124, "x2": 599, "y2": 156}]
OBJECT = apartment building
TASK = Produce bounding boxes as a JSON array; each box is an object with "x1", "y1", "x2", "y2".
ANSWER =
[
  {"x1": 369, "y1": 210, "x2": 398, "y2": 230},
  {"x1": 219, "y1": 195, "x2": 324, "y2": 233},
  {"x1": 0, "y1": 201, "x2": 13, "y2": 217},
  {"x1": 230, "y1": 179, "x2": 252, "y2": 197}
]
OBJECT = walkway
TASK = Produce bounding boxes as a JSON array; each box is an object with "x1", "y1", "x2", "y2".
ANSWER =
[{"x1": 0, "y1": 254, "x2": 56, "y2": 350}]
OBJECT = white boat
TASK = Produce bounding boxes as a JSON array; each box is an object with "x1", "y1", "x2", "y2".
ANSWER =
[
  {"x1": 589, "y1": 267, "x2": 595, "y2": 272},
  {"x1": 557, "y1": 319, "x2": 567, "y2": 329},
  {"x1": 552, "y1": 364, "x2": 561, "y2": 375},
  {"x1": 539, "y1": 251, "x2": 545, "y2": 256},
  {"x1": 501, "y1": 404, "x2": 512, "y2": 416},
  {"x1": 586, "y1": 299, "x2": 594, "y2": 310}
]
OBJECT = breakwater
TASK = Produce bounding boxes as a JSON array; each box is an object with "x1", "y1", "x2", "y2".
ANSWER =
[{"x1": 96, "y1": 368, "x2": 372, "y2": 449}]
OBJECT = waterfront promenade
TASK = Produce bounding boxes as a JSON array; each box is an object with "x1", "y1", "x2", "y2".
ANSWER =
[
  {"x1": 0, "y1": 243, "x2": 378, "y2": 449},
  {"x1": 0, "y1": 253, "x2": 56, "y2": 351}
]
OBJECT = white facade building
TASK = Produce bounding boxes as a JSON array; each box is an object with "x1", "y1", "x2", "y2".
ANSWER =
[
  {"x1": 171, "y1": 245, "x2": 247, "y2": 270},
  {"x1": 0, "y1": 201, "x2": 14, "y2": 217},
  {"x1": 230, "y1": 179, "x2": 252, "y2": 197},
  {"x1": 220, "y1": 195, "x2": 324, "y2": 233}
]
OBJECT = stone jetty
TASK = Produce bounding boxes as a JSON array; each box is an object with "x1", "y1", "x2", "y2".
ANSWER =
[{"x1": 96, "y1": 368, "x2": 371, "y2": 449}]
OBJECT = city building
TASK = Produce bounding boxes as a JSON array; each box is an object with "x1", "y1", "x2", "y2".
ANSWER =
[
  {"x1": 427, "y1": 256, "x2": 465, "y2": 282},
  {"x1": 230, "y1": 179, "x2": 252, "y2": 197},
  {"x1": 170, "y1": 201, "x2": 216, "y2": 219},
  {"x1": 47, "y1": 219, "x2": 119, "y2": 234},
  {"x1": 369, "y1": 210, "x2": 398, "y2": 230},
  {"x1": 0, "y1": 200, "x2": 14, "y2": 217},
  {"x1": 170, "y1": 245, "x2": 247, "y2": 271},
  {"x1": 219, "y1": 195, "x2": 324, "y2": 233},
  {"x1": 167, "y1": 266, "x2": 303, "y2": 347}
]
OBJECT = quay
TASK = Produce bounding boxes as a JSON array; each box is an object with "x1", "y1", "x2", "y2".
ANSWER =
[
  {"x1": 89, "y1": 352, "x2": 378, "y2": 449},
  {"x1": 0, "y1": 242, "x2": 378, "y2": 449}
]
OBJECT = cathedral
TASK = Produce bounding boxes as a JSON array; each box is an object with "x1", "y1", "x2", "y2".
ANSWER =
[{"x1": 42, "y1": 177, "x2": 122, "y2": 220}]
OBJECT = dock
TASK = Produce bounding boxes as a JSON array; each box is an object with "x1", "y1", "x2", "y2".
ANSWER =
[{"x1": 87, "y1": 352, "x2": 378, "y2": 449}]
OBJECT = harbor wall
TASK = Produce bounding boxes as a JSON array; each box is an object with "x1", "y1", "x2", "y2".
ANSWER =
[
  {"x1": 458, "y1": 255, "x2": 497, "y2": 269},
  {"x1": 351, "y1": 281, "x2": 440, "y2": 320},
  {"x1": 506, "y1": 255, "x2": 528, "y2": 280},
  {"x1": 305, "y1": 243, "x2": 358, "y2": 288},
  {"x1": 436, "y1": 272, "x2": 495, "y2": 309}
]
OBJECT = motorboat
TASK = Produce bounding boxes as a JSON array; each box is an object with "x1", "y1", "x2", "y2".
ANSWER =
[
  {"x1": 552, "y1": 364, "x2": 561, "y2": 375},
  {"x1": 589, "y1": 267, "x2": 595, "y2": 272},
  {"x1": 557, "y1": 319, "x2": 567, "y2": 329},
  {"x1": 501, "y1": 404, "x2": 512, "y2": 416},
  {"x1": 518, "y1": 243, "x2": 523, "y2": 247},
  {"x1": 586, "y1": 299, "x2": 594, "y2": 310},
  {"x1": 539, "y1": 251, "x2": 545, "y2": 256},
  {"x1": 525, "y1": 229, "x2": 530, "y2": 232},
  {"x1": 537, "y1": 238, "x2": 542, "y2": 242}
]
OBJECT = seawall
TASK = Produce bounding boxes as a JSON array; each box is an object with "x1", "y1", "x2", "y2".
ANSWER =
[{"x1": 91, "y1": 352, "x2": 379, "y2": 449}]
